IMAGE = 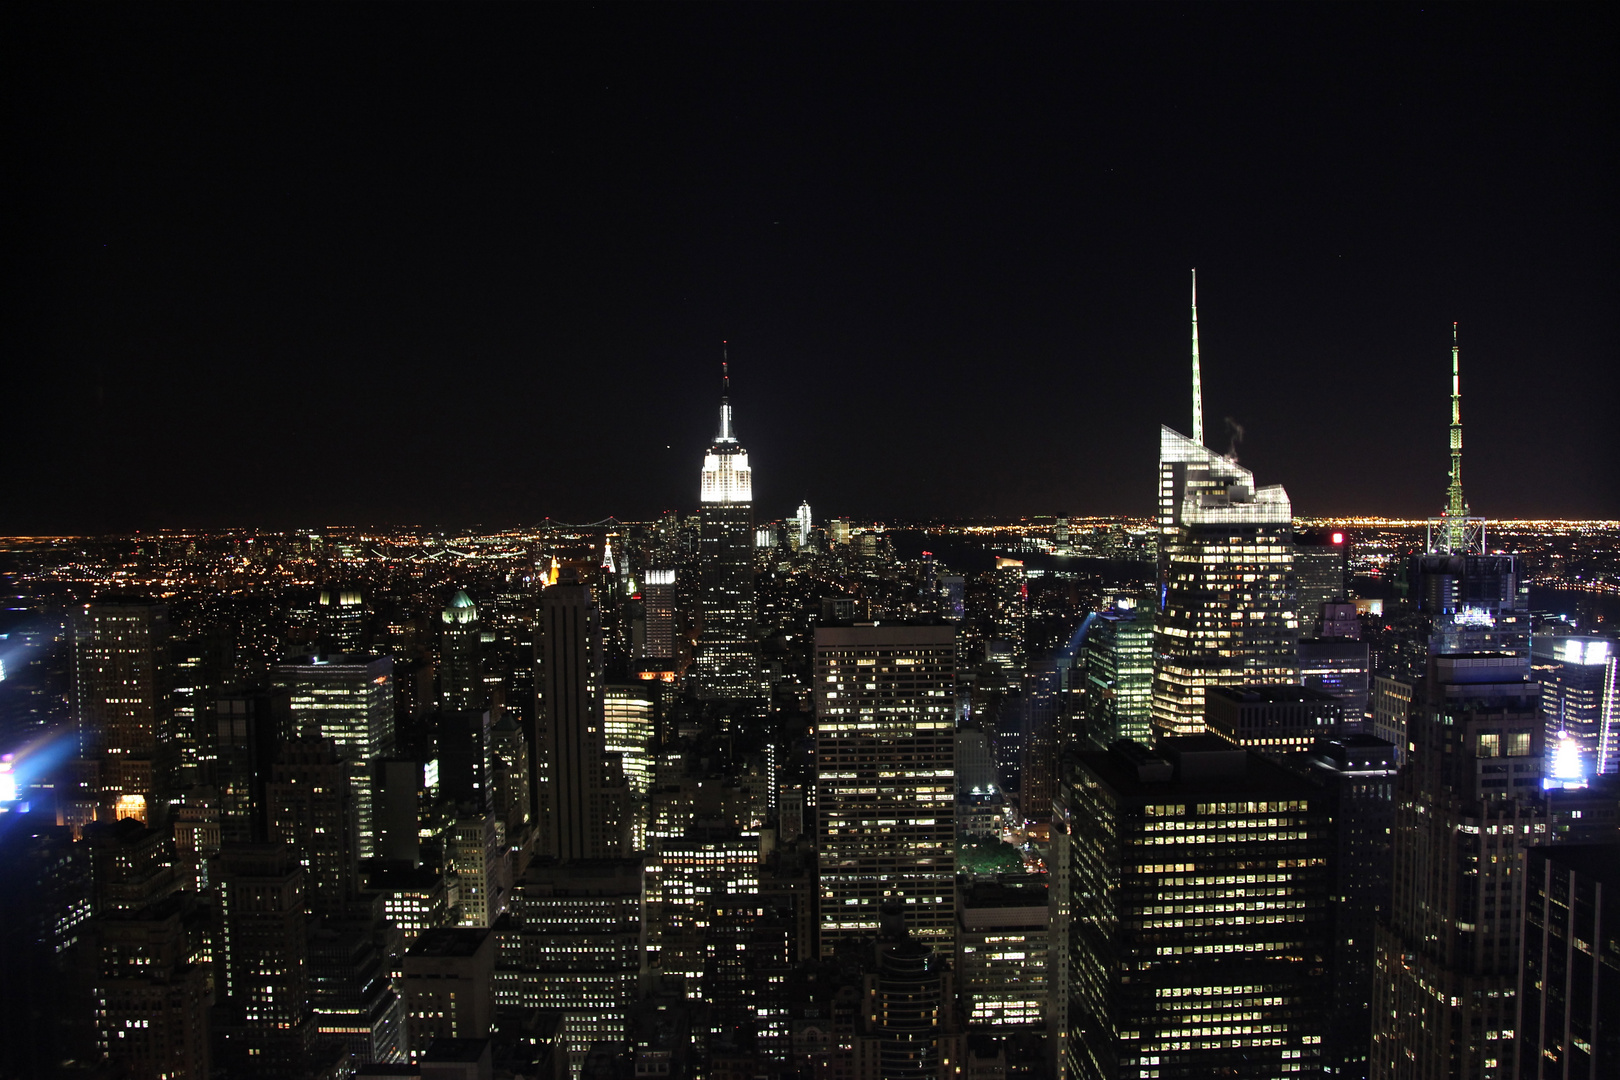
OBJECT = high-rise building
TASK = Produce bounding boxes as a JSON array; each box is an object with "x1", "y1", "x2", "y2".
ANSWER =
[
  {"x1": 534, "y1": 580, "x2": 625, "y2": 860},
  {"x1": 266, "y1": 733, "x2": 359, "y2": 916},
  {"x1": 1297, "y1": 601, "x2": 1371, "y2": 728},
  {"x1": 209, "y1": 688, "x2": 285, "y2": 846},
  {"x1": 815, "y1": 624, "x2": 957, "y2": 953},
  {"x1": 495, "y1": 858, "x2": 646, "y2": 1076},
  {"x1": 212, "y1": 843, "x2": 318, "y2": 1078},
  {"x1": 1293, "y1": 529, "x2": 1350, "y2": 638},
  {"x1": 403, "y1": 926, "x2": 495, "y2": 1060},
  {"x1": 1151, "y1": 424, "x2": 1298, "y2": 736},
  {"x1": 440, "y1": 589, "x2": 485, "y2": 712},
  {"x1": 797, "y1": 500, "x2": 814, "y2": 550},
  {"x1": 1518, "y1": 843, "x2": 1620, "y2": 1078},
  {"x1": 638, "y1": 568, "x2": 678, "y2": 666},
  {"x1": 93, "y1": 894, "x2": 212, "y2": 1080},
  {"x1": 71, "y1": 598, "x2": 174, "y2": 826},
  {"x1": 308, "y1": 918, "x2": 407, "y2": 1066},
  {"x1": 1052, "y1": 737, "x2": 1332, "y2": 1080},
  {"x1": 1202, "y1": 684, "x2": 1344, "y2": 760},
  {"x1": 317, "y1": 587, "x2": 366, "y2": 652},
  {"x1": 695, "y1": 360, "x2": 763, "y2": 700},
  {"x1": 271, "y1": 653, "x2": 394, "y2": 859},
  {"x1": 1531, "y1": 635, "x2": 1618, "y2": 781},
  {"x1": 853, "y1": 919, "x2": 966, "y2": 1080},
  {"x1": 956, "y1": 877, "x2": 1049, "y2": 1031},
  {"x1": 992, "y1": 557, "x2": 1028, "y2": 684},
  {"x1": 1150, "y1": 274, "x2": 1297, "y2": 738},
  {"x1": 1372, "y1": 325, "x2": 1549, "y2": 1080},
  {"x1": 1081, "y1": 595, "x2": 1154, "y2": 749},
  {"x1": 1305, "y1": 734, "x2": 1398, "y2": 1079}
]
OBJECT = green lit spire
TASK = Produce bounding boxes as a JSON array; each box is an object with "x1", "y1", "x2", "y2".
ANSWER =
[{"x1": 1445, "y1": 322, "x2": 1467, "y2": 520}]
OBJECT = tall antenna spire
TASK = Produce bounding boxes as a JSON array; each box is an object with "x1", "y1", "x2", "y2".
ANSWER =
[
  {"x1": 1191, "y1": 269, "x2": 1204, "y2": 447},
  {"x1": 717, "y1": 342, "x2": 735, "y2": 442},
  {"x1": 1445, "y1": 321, "x2": 1467, "y2": 518}
]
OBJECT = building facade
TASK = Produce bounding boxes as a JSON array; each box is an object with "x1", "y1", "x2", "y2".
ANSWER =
[{"x1": 816, "y1": 624, "x2": 957, "y2": 953}]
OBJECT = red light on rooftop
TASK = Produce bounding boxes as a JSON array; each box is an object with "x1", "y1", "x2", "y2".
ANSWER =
[{"x1": 1331, "y1": 532, "x2": 1345, "y2": 545}]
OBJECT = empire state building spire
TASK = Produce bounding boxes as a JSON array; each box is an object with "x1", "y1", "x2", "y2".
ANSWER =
[{"x1": 717, "y1": 346, "x2": 736, "y2": 443}]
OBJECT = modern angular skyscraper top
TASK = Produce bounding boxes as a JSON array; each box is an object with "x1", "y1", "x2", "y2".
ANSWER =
[
  {"x1": 1152, "y1": 274, "x2": 1299, "y2": 735},
  {"x1": 695, "y1": 356, "x2": 764, "y2": 699}
]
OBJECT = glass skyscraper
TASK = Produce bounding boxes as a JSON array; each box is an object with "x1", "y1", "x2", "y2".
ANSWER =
[{"x1": 1151, "y1": 426, "x2": 1299, "y2": 736}]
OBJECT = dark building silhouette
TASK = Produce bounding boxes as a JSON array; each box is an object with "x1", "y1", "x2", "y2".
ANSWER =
[{"x1": 1053, "y1": 737, "x2": 1331, "y2": 1079}]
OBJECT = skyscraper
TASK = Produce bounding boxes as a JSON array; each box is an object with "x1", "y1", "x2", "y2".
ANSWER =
[
  {"x1": 815, "y1": 623, "x2": 957, "y2": 953},
  {"x1": 70, "y1": 598, "x2": 174, "y2": 826},
  {"x1": 439, "y1": 588, "x2": 484, "y2": 712},
  {"x1": 1052, "y1": 737, "x2": 1332, "y2": 1080},
  {"x1": 1518, "y1": 844, "x2": 1620, "y2": 1078},
  {"x1": 1081, "y1": 595, "x2": 1154, "y2": 749},
  {"x1": 534, "y1": 579, "x2": 624, "y2": 860},
  {"x1": 271, "y1": 653, "x2": 393, "y2": 859},
  {"x1": 638, "y1": 568, "x2": 678, "y2": 667},
  {"x1": 1371, "y1": 327, "x2": 1547, "y2": 1080},
  {"x1": 695, "y1": 359, "x2": 764, "y2": 700},
  {"x1": 265, "y1": 733, "x2": 359, "y2": 916},
  {"x1": 1151, "y1": 430, "x2": 1298, "y2": 735},
  {"x1": 1151, "y1": 272, "x2": 1298, "y2": 737},
  {"x1": 797, "y1": 499, "x2": 814, "y2": 550},
  {"x1": 1531, "y1": 635, "x2": 1618, "y2": 780}
]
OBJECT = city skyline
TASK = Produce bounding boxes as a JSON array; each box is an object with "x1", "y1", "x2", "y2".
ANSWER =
[{"x1": 8, "y1": 5, "x2": 1616, "y2": 533}]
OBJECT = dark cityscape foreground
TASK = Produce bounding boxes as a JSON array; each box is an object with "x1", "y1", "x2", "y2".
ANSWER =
[{"x1": 2, "y1": 337, "x2": 1618, "y2": 1080}]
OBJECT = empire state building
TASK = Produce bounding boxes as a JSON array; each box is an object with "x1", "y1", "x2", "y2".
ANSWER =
[{"x1": 695, "y1": 360, "x2": 764, "y2": 699}]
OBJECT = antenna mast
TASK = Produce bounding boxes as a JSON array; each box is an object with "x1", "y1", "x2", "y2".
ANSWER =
[{"x1": 1191, "y1": 269, "x2": 1204, "y2": 447}]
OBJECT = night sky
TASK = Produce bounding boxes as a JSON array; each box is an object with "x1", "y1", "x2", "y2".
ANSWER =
[{"x1": 8, "y1": 4, "x2": 1616, "y2": 532}]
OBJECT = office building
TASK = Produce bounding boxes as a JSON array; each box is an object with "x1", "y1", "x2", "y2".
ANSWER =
[
  {"x1": 1151, "y1": 280, "x2": 1299, "y2": 737},
  {"x1": 1371, "y1": 328, "x2": 1549, "y2": 1080},
  {"x1": 94, "y1": 894, "x2": 212, "y2": 1080},
  {"x1": 1518, "y1": 844, "x2": 1620, "y2": 1079},
  {"x1": 272, "y1": 653, "x2": 394, "y2": 859},
  {"x1": 534, "y1": 580, "x2": 625, "y2": 860},
  {"x1": 318, "y1": 587, "x2": 367, "y2": 652},
  {"x1": 816, "y1": 623, "x2": 957, "y2": 953},
  {"x1": 1294, "y1": 529, "x2": 1350, "y2": 638},
  {"x1": 440, "y1": 589, "x2": 485, "y2": 712},
  {"x1": 495, "y1": 858, "x2": 645, "y2": 1076},
  {"x1": 853, "y1": 918, "x2": 966, "y2": 1080},
  {"x1": 1203, "y1": 684, "x2": 1344, "y2": 759},
  {"x1": 695, "y1": 361, "x2": 764, "y2": 700},
  {"x1": 309, "y1": 919, "x2": 408, "y2": 1066},
  {"x1": 797, "y1": 500, "x2": 814, "y2": 550},
  {"x1": 212, "y1": 843, "x2": 319, "y2": 1078},
  {"x1": 1080, "y1": 595, "x2": 1154, "y2": 749},
  {"x1": 210, "y1": 688, "x2": 286, "y2": 845},
  {"x1": 70, "y1": 597, "x2": 174, "y2": 826},
  {"x1": 638, "y1": 569, "x2": 678, "y2": 666},
  {"x1": 1150, "y1": 424, "x2": 1298, "y2": 737},
  {"x1": 992, "y1": 558, "x2": 1028, "y2": 682},
  {"x1": 1531, "y1": 636, "x2": 1618, "y2": 781},
  {"x1": 1053, "y1": 737, "x2": 1331, "y2": 1079},
  {"x1": 404, "y1": 926, "x2": 496, "y2": 1060},
  {"x1": 647, "y1": 831, "x2": 761, "y2": 998},
  {"x1": 266, "y1": 733, "x2": 359, "y2": 916},
  {"x1": 956, "y1": 878, "x2": 1049, "y2": 1030},
  {"x1": 1305, "y1": 735, "x2": 1398, "y2": 1079}
]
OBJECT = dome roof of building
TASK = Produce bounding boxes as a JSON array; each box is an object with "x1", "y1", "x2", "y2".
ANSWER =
[{"x1": 441, "y1": 589, "x2": 478, "y2": 624}]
